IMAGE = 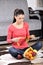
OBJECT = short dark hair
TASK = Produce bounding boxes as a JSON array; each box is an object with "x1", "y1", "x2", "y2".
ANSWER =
[{"x1": 13, "y1": 8, "x2": 24, "y2": 23}]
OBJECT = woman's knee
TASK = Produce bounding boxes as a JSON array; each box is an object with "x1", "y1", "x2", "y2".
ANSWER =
[
  {"x1": 37, "y1": 41, "x2": 42, "y2": 48},
  {"x1": 9, "y1": 47, "x2": 18, "y2": 57},
  {"x1": 31, "y1": 41, "x2": 42, "y2": 51},
  {"x1": 9, "y1": 47, "x2": 14, "y2": 53}
]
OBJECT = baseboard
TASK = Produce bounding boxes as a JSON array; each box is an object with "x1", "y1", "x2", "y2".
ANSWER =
[
  {"x1": 30, "y1": 29, "x2": 41, "y2": 37},
  {"x1": 0, "y1": 36, "x2": 7, "y2": 41}
]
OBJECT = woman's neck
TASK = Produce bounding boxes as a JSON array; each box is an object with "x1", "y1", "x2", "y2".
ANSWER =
[
  {"x1": 13, "y1": 21, "x2": 24, "y2": 29},
  {"x1": 15, "y1": 21, "x2": 23, "y2": 25}
]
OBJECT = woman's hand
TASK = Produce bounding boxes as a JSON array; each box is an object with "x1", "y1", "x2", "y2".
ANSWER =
[
  {"x1": 30, "y1": 35, "x2": 36, "y2": 39},
  {"x1": 12, "y1": 37, "x2": 20, "y2": 42},
  {"x1": 12, "y1": 37, "x2": 26, "y2": 42}
]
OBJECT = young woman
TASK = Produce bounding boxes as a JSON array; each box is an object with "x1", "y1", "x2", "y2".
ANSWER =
[{"x1": 7, "y1": 9, "x2": 42, "y2": 59}]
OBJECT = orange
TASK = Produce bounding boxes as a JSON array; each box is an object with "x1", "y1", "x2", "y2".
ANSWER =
[
  {"x1": 17, "y1": 43, "x2": 20, "y2": 46},
  {"x1": 25, "y1": 55, "x2": 30, "y2": 60},
  {"x1": 26, "y1": 56, "x2": 29, "y2": 59},
  {"x1": 30, "y1": 56, "x2": 34, "y2": 60},
  {"x1": 28, "y1": 51, "x2": 33, "y2": 54},
  {"x1": 28, "y1": 53, "x2": 32, "y2": 57},
  {"x1": 25, "y1": 52, "x2": 29, "y2": 56}
]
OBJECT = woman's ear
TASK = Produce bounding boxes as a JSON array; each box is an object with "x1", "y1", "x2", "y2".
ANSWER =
[{"x1": 14, "y1": 16, "x2": 17, "y2": 19}]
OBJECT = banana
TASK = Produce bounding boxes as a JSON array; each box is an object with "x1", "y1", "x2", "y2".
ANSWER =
[{"x1": 33, "y1": 49, "x2": 38, "y2": 53}]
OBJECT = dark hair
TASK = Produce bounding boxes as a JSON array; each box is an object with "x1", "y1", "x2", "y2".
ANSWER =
[{"x1": 13, "y1": 9, "x2": 24, "y2": 23}]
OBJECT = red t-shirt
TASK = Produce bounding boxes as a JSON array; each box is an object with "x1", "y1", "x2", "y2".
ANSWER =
[{"x1": 7, "y1": 22, "x2": 30, "y2": 49}]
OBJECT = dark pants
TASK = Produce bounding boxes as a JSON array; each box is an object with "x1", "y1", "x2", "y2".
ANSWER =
[{"x1": 9, "y1": 41, "x2": 42, "y2": 59}]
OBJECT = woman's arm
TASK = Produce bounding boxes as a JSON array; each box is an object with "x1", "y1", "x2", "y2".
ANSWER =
[
  {"x1": 7, "y1": 25, "x2": 26, "y2": 43},
  {"x1": 7, "y1": 26, "x2": 13, "y2": 43},
  {"x1": 7, "y1": 27, "x2": 25, "y2": 43},
  {"x1": 25, "y1": 22, "x2": 30, "y2": 42},
  {"x1": 25, "y1": 22, "x2": 36, "y2": 42},
  {"x1": 26, "y1": 35, "x2": 36, "y2": 43},
  {"x1": 7, "y1": 25, "x2": 21, "y2": 43},
  {"x1": 7, "y1": 27, "x2": 21, "y2": 43},
  {"x1": 11, "y1": 37, "x2": 25, "y2": 42}
]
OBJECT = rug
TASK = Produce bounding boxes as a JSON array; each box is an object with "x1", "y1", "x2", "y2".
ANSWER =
[{"x1": 0, "y1": 50, "x2": 43, "y2": 65}]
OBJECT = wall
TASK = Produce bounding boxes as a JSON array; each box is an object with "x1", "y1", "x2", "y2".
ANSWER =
[
  {"x1": 0, "y1": 0, "x2": 29, "y2": 36},
  {"x1": 37, "y1": 0, "x2": 43, "y2": 7},
  {"x1": 27, "y1": 0, "x2": 37, "y2": 10},
  {"x1": 0, "y1": 0, "x2": 41, "y2": 36},
  {"x1": 0, "y1": 0, "x2": 29, "y2": 22},
  {"x1": 27, "y1": 0, "x2": 43, "y2": 10}
]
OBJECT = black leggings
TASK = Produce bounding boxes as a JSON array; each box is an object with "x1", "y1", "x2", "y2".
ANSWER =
[{"x1": 9, "y1": 41, "x2": 42, "y2": 58}]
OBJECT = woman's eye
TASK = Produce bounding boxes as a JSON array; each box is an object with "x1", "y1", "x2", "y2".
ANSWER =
[{"x1": 17, "y1": 17, "x2": 20, "y2": 19}]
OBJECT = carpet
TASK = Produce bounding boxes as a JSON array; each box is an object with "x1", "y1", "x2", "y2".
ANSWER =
[{"x1": 0, "y1": 50, "x2": 43, "y2": 65}]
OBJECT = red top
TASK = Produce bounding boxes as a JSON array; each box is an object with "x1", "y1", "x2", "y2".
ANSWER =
[{"x1": 7, "y1": 22, "x2": 30, "y2": 49}]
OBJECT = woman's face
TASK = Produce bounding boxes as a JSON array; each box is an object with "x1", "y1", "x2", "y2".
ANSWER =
[{"x1": 15, "y1": 14, "x2": 25, "y2": 24}]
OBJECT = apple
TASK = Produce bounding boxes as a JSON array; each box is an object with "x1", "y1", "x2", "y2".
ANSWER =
[{"x1": 32, "y1": 52, "x2": 36, "y2": 57}]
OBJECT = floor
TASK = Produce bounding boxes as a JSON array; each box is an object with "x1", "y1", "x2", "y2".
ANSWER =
[{"x1": 0, "y1": 40, "x2": 43, "y2": 65}]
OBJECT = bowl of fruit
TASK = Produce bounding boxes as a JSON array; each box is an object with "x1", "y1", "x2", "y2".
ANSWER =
[{"x1": 23, "y1": 47, "x2": 37, "y2": 60}]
